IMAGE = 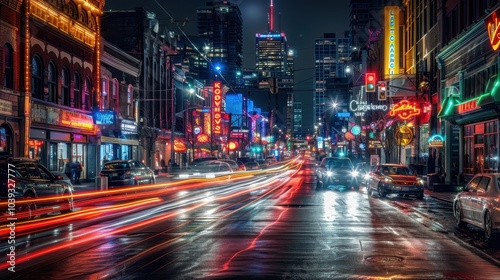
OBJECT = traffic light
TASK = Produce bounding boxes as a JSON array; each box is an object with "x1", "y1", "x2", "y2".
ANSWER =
[
  {"x1": 365, "y1": 73, "x2": 376, "y2": 92},
  {"x1": 378, "y1": 81, "x2": 387, "y2": 101}
]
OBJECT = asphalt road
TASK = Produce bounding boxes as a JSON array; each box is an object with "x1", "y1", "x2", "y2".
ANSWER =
[{"x1": 1, "y1": 158, "x2": 499, "y2": 279}]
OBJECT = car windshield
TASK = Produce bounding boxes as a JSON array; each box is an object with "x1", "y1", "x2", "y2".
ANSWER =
[
  {"x1": 381, "y1": 166, "x2": 414, "y2": 175},
  {"x1": 324, "y1": 158, "x2": 353, "y2": 169}
]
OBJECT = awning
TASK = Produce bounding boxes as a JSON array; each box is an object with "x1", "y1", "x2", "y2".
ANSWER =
[
  {"x1": 437, "y1": 95, "x2": 461, "y2": 118},
  {"x1": 101, "y1": 136, "x2": 139, "y2": 146},
  {"x1": 174, "y1": 138, "x2": 188, "y2": 153},
  {"x1": 476, "y1": 74, "x2": 500, "y2": 107}
]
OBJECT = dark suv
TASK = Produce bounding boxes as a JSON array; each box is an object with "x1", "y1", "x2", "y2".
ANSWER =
[
  {"x1": 0, "y1": 156, "x2": 74, "y2": 218},
  {"x1": 315, "y1": 157, "x2": 359, "y2": 190}
]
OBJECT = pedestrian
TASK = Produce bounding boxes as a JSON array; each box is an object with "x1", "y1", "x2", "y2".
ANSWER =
[
  {"x1": 71, "y1": 161, "x2": 82, "y2": 184},
  {"x1": 63, "y1": 160, "x2": 72, "y2": 181},
  {"x1": 161, "y1": 158, "x2": 166, "y2": 173}
]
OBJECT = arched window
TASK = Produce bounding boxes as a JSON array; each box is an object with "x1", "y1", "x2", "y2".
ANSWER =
[
  {"x1": 62, "y1": 67, "x2": 70, "y2": 106},
  {"x1": 31, "y1": 56, "x2": 43, "y2": 99},
  {"x1": 84, "y1": 76, "x2": 92, "y2": 110},
  {"x1": 73, "y1": 72, "x2": 82, "y2": 109},
  {"x1": 48, "y1": 62, "x2": 58, "y2": 103},
  {"x1": 3, "y1": 44, "x2": 13, "y2": 89}
]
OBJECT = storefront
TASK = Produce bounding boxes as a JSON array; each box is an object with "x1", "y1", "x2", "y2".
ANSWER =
[
  {"x1": 437, "y1": 9, "x2": 500, "y2": 182},
  {"x1": 0, "y1": 99, "x2": 20, "y2": 157},
  {"x1": 98, "y1": 119, "x2": 139, "y2": 167},
  {"x1": 30, "y1": 101, "x2": 97, "y2": 180}
]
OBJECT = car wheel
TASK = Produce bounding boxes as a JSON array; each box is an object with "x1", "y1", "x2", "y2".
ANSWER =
[
  {"x1": 23, "y1": 193, "x2": 37, "y2": 219},
  {"x1": 377, "y1": 183, "x2": 385, "y2": 198},
  {"x1": 454, "y1": 202, "x2": 466, "y2": 228},
  {"x1": 484, "y1": 210, "x2": 496, "y2": 242},
  {"x1": 61, "y1": 191, "x2": 74, "y2": 214}
]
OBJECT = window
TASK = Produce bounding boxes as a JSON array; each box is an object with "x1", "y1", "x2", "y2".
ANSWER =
[
  {"x1": 62, "y1": 67, "x2": 70, "y2": 106},
  {"x1": 31, "y1": 56, "x2": 43, "y2": 99},
  {"x1": 477, "y1": 176, "x2": 490, "y2": 193},
  {"x1": 101, "y1": 77, "x2": 108, "y2": 109},
  {"x1": 111, "y1": 79, "x2": 119, "y2": 112},
  {"x1": 73, "y1": 72, "x2": 82, "y2": 109},
  {"x1": 3, "y1": 44, "x2": 13, "y2": 89},
  {"x1": 48, "y1": 62, "x2": 57, "y2": 103},
  {"x1": 84, "y1": 76, "x2": 92, "y2": 110}
]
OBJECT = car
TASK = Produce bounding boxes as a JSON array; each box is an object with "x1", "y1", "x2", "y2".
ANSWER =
[
  {"x1": 0, "y1": 156, "x2": 74, "y2": 218},
  {"x1": 183, "y1": 160, "x2": 233, "y2": 175},
  {"x1": 315, "y1": 157, "x2": 359, "y2": 190},
  {"x1": 237, "y1": 157, "x2": 260, "y2": 170},
  {"x1": 453, "y1": 173, "x2": 500, "y2": 242},
  {"x1": 220, "y1": 159, "x2": 240, "y2": 172},
  {"x1": 366, "y1": 163, "x2": 424, "y2": 199},
  {"x1": 99, "y1": 160, "x2": 156, "y2": 187},
  {"x1": 236, "y1": 161, "x2": 247, "y2": 171},
  {"x1": 265, "y1": 155, "x2": 277, "y2": 166},
  {"x1": 256, "y1": 159, "x2": 268, "y2": 169},
  {"x1": 188, "y1": 157, "x2": 219, "y2": 166}
]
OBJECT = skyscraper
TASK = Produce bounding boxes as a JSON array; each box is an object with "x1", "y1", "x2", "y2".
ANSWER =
[
  {"x1": 314, "y1": 33, "x2": 352, "y2": 138},
  {"x1": 255, "y1": 0, "x2": 294, "y2": 138},
  {"x1": 197, "y1": 1, "x2": 243, "y2": 86}
]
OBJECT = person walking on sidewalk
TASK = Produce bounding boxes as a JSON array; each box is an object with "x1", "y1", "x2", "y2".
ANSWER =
[{"x1": 71, "y1": 161, "x2": 82, "y2": 184}]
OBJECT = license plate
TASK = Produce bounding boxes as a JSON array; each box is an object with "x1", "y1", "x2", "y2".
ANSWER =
[{"x1": 402, "y1": 187, "x2": 409, "y2": 191}]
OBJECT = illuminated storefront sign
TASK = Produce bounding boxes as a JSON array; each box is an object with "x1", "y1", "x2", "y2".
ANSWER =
[
  {"x1": 395, "y1": 126, "x2": 414, "y2": 146},
  {"x1": 485, "y1": 8, "x2": 500, "y2": 51},
  {"x1": 384, "y1": 6, "x2": 400, "y2": 76},
  {"x1": 93, "y1": 110, "x2": 116, "y2": 125},
  {"x1": 31, "y1": 103, "x2": 94, "y2": 130},
  {"x1": 457, "y1": 99, "x2": 479, "y2": 114},
  {"x1": 0, "y1": 100, "x2": 13, "y2": 116},
  {"x1": 213, "y1": 81, "x2": 223, "y2": 135},
  {"x1": 349, "y1": 100, "x2": 389, "y2": 116},
  {"x1": 389, "y1": 100, "x2": 420, "y2": 120},
  {"x1": 428, "y1": 134, "x2": 444, "y2": 148}
]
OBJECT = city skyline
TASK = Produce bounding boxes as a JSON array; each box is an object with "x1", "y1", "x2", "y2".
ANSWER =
[{"x1": 104, "y1": 0, "x2": 351, "y2": 133}]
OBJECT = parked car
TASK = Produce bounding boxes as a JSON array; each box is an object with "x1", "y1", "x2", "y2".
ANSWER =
[
  {"x1": 367, "y1": 163, "x2": 424, "y2": 199},
  {"x1": 184, "y1": 160, "x2": 233, "y2": 174},
  {"x1": 100, "y1": 160, "x2": 156, "y2": 187},
  {"x1": 220, "y1": 159, "x2": 241, "y2": 172},
  {"x1": 453, "y1": 173, "x2": 500, "y2": 242},
  {"x1": 188, "y1": 157, "x2": 218, "y2": 166},
  {"x1": 0, "y1": 156, "x2": 74, "y2": 218},
  {"x1": 237, "y1": 157, "x2": 260, "y2": 170},
  {"x1": 315, "y1": 157, "x2": 359, "y2": 190},
  {"x1": 265, "y1": 155, "x2": 277, "y2": 166},
  {"x1": 236, "y1": 161, "x2": 247, "y2": 171}
]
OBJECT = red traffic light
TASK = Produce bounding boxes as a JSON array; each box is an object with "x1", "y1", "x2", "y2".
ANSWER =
[{"x1": 366, "y1": 73, "x2": 376, "y2": 92}]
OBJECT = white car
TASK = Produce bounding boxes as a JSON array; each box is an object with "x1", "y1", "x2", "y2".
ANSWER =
[{"x1": 453, "y1": 173, "x2": 500, "y2": 243}]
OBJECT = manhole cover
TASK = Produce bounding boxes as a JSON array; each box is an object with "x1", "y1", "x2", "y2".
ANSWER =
[{"x1": 365, "y1": 255, "x2": 404, "y2": 263}]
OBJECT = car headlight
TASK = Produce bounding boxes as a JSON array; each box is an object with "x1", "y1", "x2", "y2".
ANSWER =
[
  {"x1": 384, "y1": 177, "x2": 394, "y2": 184},
  {"x1": 351, "y1": 170, "x2": 359, "y2": 177},
  {"x1": 417, "y1": 179, "x2": 424, "y2": 185},
  {"x1": 363, "y1": 173, "x2": 371, "y2": 180},
  {"x1": 326, "y1": 171, "x2": 334, "y2": 177}
]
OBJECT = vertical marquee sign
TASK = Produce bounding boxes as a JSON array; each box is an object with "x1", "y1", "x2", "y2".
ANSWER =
[
  {"x1": 213, "y1": 81, "x2": 223, "y2": 135},
  {"x1": 485, "y1": 8, "x2": 500, "y2": 51},
  {"x1": 384, "y1": 6, "x2": 400, "y2": 77}
]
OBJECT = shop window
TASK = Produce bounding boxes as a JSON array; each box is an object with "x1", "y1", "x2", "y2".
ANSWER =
[{"x1": 0, "y1": 127, "x2": 7, "y2": 153}]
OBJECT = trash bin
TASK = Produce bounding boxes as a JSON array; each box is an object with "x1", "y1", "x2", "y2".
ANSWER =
[
  {"x1": 95, "y1": 176, "x2": 108, "y2": 191},
  {"x1": 427, "y1": 173, "x2": 439, "y2": 190}
]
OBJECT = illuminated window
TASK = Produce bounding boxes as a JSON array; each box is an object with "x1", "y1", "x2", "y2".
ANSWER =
[
  {"x1": 101, "y1": 77, "x2": 108, "y2": 109},
  {"x1": 85, "y1": 76, "x2": 92, "y2": 110},
  {"x1": 112, "y1": 79, "x2": 119, "y2": 112}
]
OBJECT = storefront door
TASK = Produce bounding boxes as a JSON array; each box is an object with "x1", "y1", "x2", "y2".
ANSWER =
[
  {"x1": 72, "y1": 143, "x2": 86, "y2": 179},
  {"x1": 474, "y1": 146, "x2": 484, "y2": 174}
]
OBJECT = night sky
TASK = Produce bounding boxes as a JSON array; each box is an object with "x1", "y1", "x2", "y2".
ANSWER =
[{"x1": 104, "y1": 0, "x2": 350, "y2": 133}]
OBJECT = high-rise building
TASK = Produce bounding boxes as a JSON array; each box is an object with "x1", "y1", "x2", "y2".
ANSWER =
[
  {"x1": 197, "y1": 1, "x2": 243, "y2": 86},
  {"x1": 255, "y1": 0, "x2": 294, "y2": 140},
  {"x1": 314, "y1": 33, "x2": 351, "y2": 138}
]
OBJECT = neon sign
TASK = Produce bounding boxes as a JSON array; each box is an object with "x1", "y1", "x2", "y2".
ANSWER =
[
  {"x1": 349, "y1": 100, "x2": 389, "y2": 116},
  {"x1": 485, "y1": 8, "x2": 500, "y2": 51},
  {"x1": 384, "y1": 6, "x2": 400, "y2": 76},
  {"x1": 428, "y1": 134, "x2": 444, "y2": 148},
  {"x1": 212, "y1": 81, "x2": 223, "y2": 135},
  {"x1": 458, "y1": 99, "x2": 479, "y2": 114},
  {"x1": 389, "y1": 100, "x2": 421, "y2": 120}
]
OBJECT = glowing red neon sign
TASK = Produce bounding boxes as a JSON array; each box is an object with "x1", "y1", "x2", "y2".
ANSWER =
[
  {"x1": 389, "y1": 100, "x2": 421, "y2": 120},
  {"x1": 213, "y1": 81, "x2": 223, "y2": 134},
  {"x1": 485, "y1": 9, "x2": 500, "y2": 51}
]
